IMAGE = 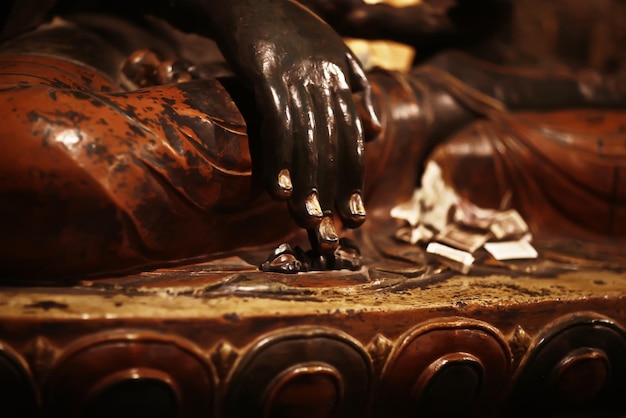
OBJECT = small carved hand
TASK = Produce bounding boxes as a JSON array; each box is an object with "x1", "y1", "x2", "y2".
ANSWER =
[{"x1": 203, "y1": 0, "x2": 381, "y2": 255}]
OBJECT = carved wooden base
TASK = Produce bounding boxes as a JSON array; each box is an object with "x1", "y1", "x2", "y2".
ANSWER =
[{"x1": 0, "y1": 238, "x2": 625, "y2": 418}]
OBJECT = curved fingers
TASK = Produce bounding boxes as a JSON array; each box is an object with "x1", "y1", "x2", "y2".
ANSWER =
[
  {"x1": 334, "y1": 85, "x2": 367, "y2": 229},
  {"x1": 304, "y1": 76, "x2": 342, "y2": 254},
  {"x1": 258, "y1": 79, "x2": 295, "y2": 200},
  {"x1": 258, "y1": 47, "x2": 373, "y2": 253},
  {"x1": 287, "y1": 83, "x2": 325, "y2": 228}
]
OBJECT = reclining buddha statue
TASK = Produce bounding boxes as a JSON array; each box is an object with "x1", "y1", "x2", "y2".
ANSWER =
[{"x1": 0, "y1": 0, "x2": 625, "y2": 282}]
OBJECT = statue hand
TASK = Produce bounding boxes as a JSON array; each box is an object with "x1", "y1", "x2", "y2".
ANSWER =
[{"x1": 207, "y1": 0, "x2": 380, "y2": 250}]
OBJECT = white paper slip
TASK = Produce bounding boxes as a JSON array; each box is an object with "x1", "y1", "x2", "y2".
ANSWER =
[
  {"x1": 484, "y1": 240, "x2": 538, "y2": 261},
  {"x1": 436, "y1": 224, "x2": 492, "y2": 253},
  {"x1": 395, "y1": 225, "x2": 434, "y2": 245},
  {"x1": 390, "y1": 190, "x2": 422, "y2": 227},
  {"x1": 426, "y1": 242, "x2": 475, "y2": 274},
  {"x1": 489, "y1": 209, "x2": 529, "y2": 240}
]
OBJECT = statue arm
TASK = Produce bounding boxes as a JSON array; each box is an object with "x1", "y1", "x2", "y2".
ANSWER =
[
  {"x1": 0, "y1": 0, "x2": 58, "y2": 41},
  {"x1": 1, "y1": 0, "x2": 381, "y2": 255},
  {"x1": 299, "y1": 0, "x2": 512, "y2": 59},
  {"x1": 172, "y1": 0, "x2": 381, "y2": 254}
]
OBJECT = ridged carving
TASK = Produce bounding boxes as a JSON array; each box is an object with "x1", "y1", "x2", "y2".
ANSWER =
[
  {"x1": 223, "y1": 327, "x2": 372, "y2": 418},
  {"x1": 210, "y1": 340, "x2": 240, "y2": 383},
  {"x1": 24, "y1": 336, "x2": 57, "y2": 379},
  {"x1": 377, "y1": 318, "x2": 511, "y2": 417},
  {"x1": 0, "y1": 341, "x2": 39, "y2": 418},
  {"x1": 367, "y1": 334, "x2": 394, "y2": 376},
  {"x1": 507, "y1": 313, "x2": 626, "y2": 417},
  {"x1": 508, "y1": 325, "x2": 531, "y2": 368},
  {"x1": 42, "y1": 331, "x2": 215, "y2": 418}
]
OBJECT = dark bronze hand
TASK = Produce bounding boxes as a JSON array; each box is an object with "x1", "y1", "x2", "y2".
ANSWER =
[
  {"x1": 2, "y1": 0, "x2": 381, "y2": 257},
  {"x1": 201, "y1": 0, "x2": 380, "y2": 254}
]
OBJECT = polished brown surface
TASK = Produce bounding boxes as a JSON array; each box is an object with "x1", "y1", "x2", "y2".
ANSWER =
[{"x1": 0, "y1": 254, "x2": 625, "y2": 417}]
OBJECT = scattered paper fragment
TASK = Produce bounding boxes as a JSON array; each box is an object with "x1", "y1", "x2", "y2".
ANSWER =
[
  {"x1": 419, "y1": 161, "x2": 460, "y2": 231},
  {"x1": 393, "y1": 168, "x2": 539, "y2": 270},
  {"x1": 390, "y1": 189, "x2": 422, "y2": 227},
  {"x1": 436, "y1": 224, "x2": 492, "y2": 253},
  {"x1": 490, "y1": 210, "x2": 529, "y2": 239},
  {"x1": 520, "y1": 232, "x2": 533, "y2": 242},
  {"x1": 454, "y1": 200, "x2": 498, "y2": 230},
  {"x1": 395, "y1": 224, "x2": 435, "y2": 245},
  {"x1": 426, "y1": 242, "x2": 475, "y2": 274},
  {"x1": 484, "y1": 240, "x2": 538, "y2": 261}
]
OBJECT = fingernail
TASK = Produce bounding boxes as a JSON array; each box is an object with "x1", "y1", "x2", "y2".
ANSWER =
[
  {"x1": 305, "y1": 192, "x2": 323, "y2": 218},
  {"x1": 269, "y1": 253, "x2": 298, "y2": 267},
  {"x1": 277, "y1": 169, "x2": 293, "y2": 194},
  {"x1": 349, "y1": 193, "x2": 366, "y2": 218},
  {"x1": 260, "y1": 253, "x2": 301, "y2": 273},
  {"x1": 259, "y1": 242, "x2": 301, "y2": 273},
  {"x1": 317, "y1": 216, "x2": 339, "y2": 253},
  {"x1": 335, "y1": 246, "x2": 362, "y2": 271}
]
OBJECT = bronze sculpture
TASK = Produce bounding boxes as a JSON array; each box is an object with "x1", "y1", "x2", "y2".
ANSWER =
[
  {"x1": 1, "y1": 0, "x2": 625, "y2": 279},
  {"x1": 1, "y1": 0, "x2": 382, "y2": 278},
  {"x1": 1, "y1": 1, "x2": 626, "y2": 417}
]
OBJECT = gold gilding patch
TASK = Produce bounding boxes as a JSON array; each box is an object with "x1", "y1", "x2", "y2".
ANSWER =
[
  {"x1": 349, "y1": 193, "x2": 366, "y2": 218},
  {"x1": 278, "y1": 169, "x2": 293, "y2": 193},
  {"x1": 305, "y1": 193, "x2": 323, "y2": 218}
]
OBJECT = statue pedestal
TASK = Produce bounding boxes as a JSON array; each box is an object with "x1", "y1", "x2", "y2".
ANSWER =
[{"x1": 0, "y1": 246, "x2": 625, "y2": 418}]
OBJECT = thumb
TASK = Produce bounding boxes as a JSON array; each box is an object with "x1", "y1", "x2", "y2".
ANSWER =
[{"x1": 346, "y1": 48, "x2": 382, "y2": 142}]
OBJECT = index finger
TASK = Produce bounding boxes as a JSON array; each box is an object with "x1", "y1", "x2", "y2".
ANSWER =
[{"x1": 256, "y1": 80, "x2": 295, "y2": 200}]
